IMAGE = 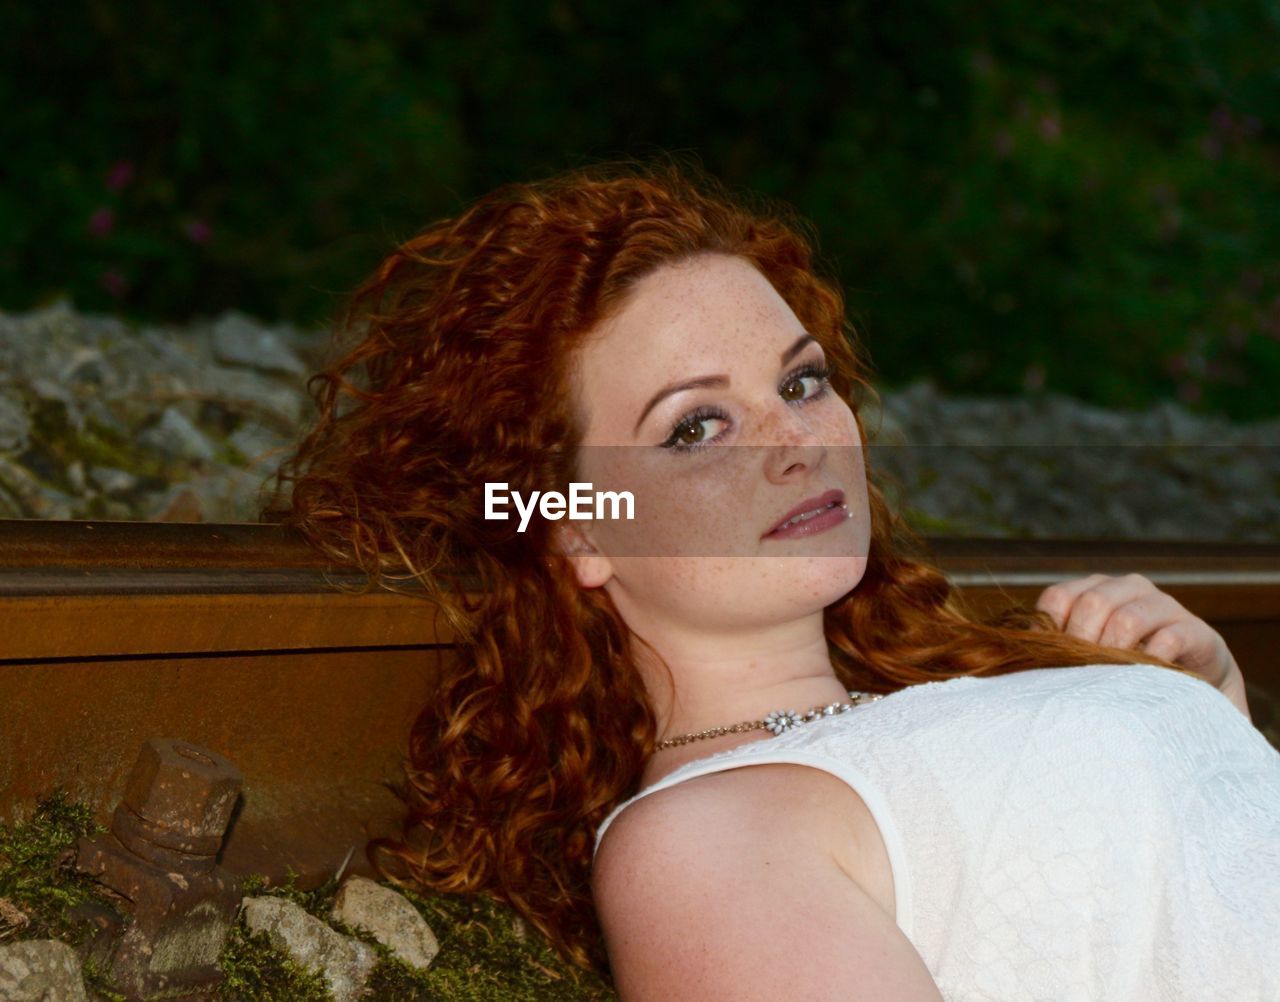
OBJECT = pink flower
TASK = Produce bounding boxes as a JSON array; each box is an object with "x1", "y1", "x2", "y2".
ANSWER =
[
  {"x1": 184, "y1": 219, "x2": 212, "y2": 244},
  {"x1": 1037, "y1": 112, "x2": 1061, "y2": 141},
  {"x1": 105, "y1": 160, "x2": 135, "y2": 192},
  {"x1": 99, "y1": 269, "x2": 127, "y2": 298},
  {"x1": 88, "y1": 207, "x2": 115, "y2": 237}
]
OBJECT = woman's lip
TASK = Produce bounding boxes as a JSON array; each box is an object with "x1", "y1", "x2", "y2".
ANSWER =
[
  {"x1": 764, "y1": 501, "x2": 849, "y2": 540},
  {"x1": 764, "y1": 488, "x2": 845, "y2": 537}
]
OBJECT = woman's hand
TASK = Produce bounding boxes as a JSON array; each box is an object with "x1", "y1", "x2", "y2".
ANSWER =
[{"x1": 1034, "y1": 573, "x2": 1249, "y2": 718}]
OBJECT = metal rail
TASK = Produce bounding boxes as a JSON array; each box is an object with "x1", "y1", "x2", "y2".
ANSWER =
[{"x1": 1, "y1": 518, "x2": 1276, "y2": 885}]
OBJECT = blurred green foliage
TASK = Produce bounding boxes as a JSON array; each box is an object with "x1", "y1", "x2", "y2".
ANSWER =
[{"x1": 2, "y1": 0, "x2": 1277, "y2": 418}]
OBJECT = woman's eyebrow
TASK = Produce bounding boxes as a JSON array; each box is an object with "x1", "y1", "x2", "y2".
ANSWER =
[{"x1": 631, "y1": 332, "x2": 817, "y2": 436}]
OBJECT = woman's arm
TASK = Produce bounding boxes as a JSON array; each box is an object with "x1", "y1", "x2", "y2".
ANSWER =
[{"x1": 592, "y1": 791, "x2": 944, "y2": 1002}]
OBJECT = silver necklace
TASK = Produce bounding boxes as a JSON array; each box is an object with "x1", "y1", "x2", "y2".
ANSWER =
[{"x1": 654, "y1": 690, "x2": 886, "y2": 750}]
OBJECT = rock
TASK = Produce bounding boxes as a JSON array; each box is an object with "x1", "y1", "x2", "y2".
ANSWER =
[
  {"x1": 0, "y1": 389, "x2": 30, "y2": 452},
  {"x1": 331, "y1": 875, "x2": 441, "y2": 971},
  {"x1": 228, "y1": 420, "x2": 291, "y2": 473},
  {"x1": 202, "y1": 365, "x2": 308, "y2": 432},
  {"x1": 141, "y1": 464, "x2": 272, "y2": 523},
  {"x1": 241, "y1": 896, "x2": 378, "y2": 1002},
  {"x1": 138, "y1": 407, "x2": 218, "y2": 464},
  {"x1": 143, "y1": 485, "x2": 206, "y2": 523},
  {"x1": 87, "y1": 465, "x2": 139, "y2": 497},
  {"x1": 0, "y1": 939, "x2": 89, "y2": 1001},
  {"x1": 0, "y1": 455, "x2": 77, "y2": 519},
  {"x1": 212, "y1": 311, "x2": 307, "y2": 377},
  {"x1": 0, "y1": 304, "x2": 1276, "y2": 538}
]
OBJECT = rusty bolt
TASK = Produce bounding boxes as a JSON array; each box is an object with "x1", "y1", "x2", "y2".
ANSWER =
[
  {"x1": 121, "y1": 739, "x2": 242, "y2": 840},
  {"x1": 112, "y1": 803, "x2": 223, "y2": 856}
]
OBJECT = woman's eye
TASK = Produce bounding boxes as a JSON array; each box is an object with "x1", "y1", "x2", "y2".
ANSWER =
[
  {"x1": 658, "y1": 362, "x2": 832, "y2": 454},
  {"x1": 781, "y1": 363, "x2": 832, "y2": 402},
  {"x1": 661, "y1": 407, "x2": 728, "y2": 453}
]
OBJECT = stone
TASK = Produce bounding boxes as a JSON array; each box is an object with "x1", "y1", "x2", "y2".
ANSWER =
[
  {"x1": 0, "y1": 389, "x2": 31, "y2": 452},
  {"x1": 138, "y1": 407, "x2": 218, "y2": 464},
  {"x1": 201, "y1": 365, "x2": 307, "y2": 432},
  {"x1": 331, "y1": 875, "x2": 441, "y2": 970},
  {"x1": 228, "y1": 420, "x2": 290, "y2": 471},
  {"x1": 211, "y1": 311, "x2": 307, "y2": 377},
  {"x1": 87, "y1": 465, "x2": 139, "y2": 497},
  {"x1": 0, "y1": 939, "x2": 89, "y2": 1001},
  {"x1": 241, "y1": 896, "x2": 378, "y2": 1002},
  {"x1": 0, "y1": 455, "x2": 76, "y2": 519}
]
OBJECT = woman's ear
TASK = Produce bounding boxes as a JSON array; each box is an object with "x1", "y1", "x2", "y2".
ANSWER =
[{"x1": 550, "y1": 523, "x2": 612, "y2": 589}]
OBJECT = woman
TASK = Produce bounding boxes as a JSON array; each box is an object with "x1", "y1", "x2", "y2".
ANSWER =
[{"x1": 261, "y1": 156, "x2": 1278, "y2": 999}]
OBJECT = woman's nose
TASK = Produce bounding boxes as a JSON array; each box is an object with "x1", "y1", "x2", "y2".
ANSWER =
[{"x1": 758, "y1": 401, "x2": 827, "y2": 477}]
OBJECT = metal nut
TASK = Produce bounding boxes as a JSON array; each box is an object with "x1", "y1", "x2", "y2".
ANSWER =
[
  {"x1": 122, "y1": 738, "x2": 242, "y2": 839},
  {"x1": 111, "y1": 803, "x2": 223, "y2": 857}
]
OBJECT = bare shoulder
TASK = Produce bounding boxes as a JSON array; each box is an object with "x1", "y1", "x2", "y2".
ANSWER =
[
  {"x1": 592, "y1": 769, "x2": 940, "y2": 1002},
  {"x1": 599, "y1": 764, "x2": 896, "y2": 916}
]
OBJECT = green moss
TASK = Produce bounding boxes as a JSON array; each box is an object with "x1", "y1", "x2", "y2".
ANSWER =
[
  {"x1": 241, "y1": 867, "x2": 339, "y2": 916},
  {"x1": 27, "y1": 397, "x2": 170, "y2": 483},
  {"x1": 217, "y1": 923, "x2": 333, "y2": 1001},
  {"x1": 0, "y1": 789, "x2": 121, "y2": 946},
  {"x1": 1, "y1": 797, "x2": 620, "y2": 1001},
  {"x1": 214, "y1": 437, "x2": 250, "y2": 468},
  {"x1": 0, "y1": 790, "x2": 131, "y2": 999},
  {"x1": 389, "y1": 886, "x2": 617, "y2": 1001},
  {"x1": 226, "y1": 871, "x2": 619, "y2": 1001},
  {"x1": 80, "y1": 955, "x2": 127, "y2": 1002}
]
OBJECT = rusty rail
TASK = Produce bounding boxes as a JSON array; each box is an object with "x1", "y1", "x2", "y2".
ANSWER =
[{"x1": 2, "y1": 518, "x2": 1277, "y2": 886}]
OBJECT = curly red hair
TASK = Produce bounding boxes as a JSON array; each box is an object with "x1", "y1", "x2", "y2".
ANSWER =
[{"x1": 260, "y1": 154, "x2": 1190, "y2": 984}]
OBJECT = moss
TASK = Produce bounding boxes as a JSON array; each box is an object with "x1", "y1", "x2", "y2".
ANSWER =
[
  {"x1": 226, "y1": 871, "x2": 619, "y2": 1001},
  {"x1": 217, "y1": 923, "x2": 333, "y2": 1001},
  {"x1": 0, "y1": 795, "x2": 619, "y2": 1001},
  {"x1": 26, "y1": 397, "x2": 170, "y2": 483},
  {"x1": 241, "y1": 867, "x2": 339, "y2": 916},
  {"x1": 80, "y1": 954, "x2": 127, "y2": 1002},
  {"x1": 0, "y1": 790, "x2": 130, "y2": 999},
  {"x1": 374, "y1": 885, "x2": 617, "y2": 1002},
  {"x1": 0, "y1": 789, "x2": 121, "y2": 946},
  {"x1": 214, "y1": 437, "x2": 250, "y2": 468}
]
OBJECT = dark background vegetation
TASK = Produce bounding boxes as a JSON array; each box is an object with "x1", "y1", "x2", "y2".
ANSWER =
[{"x1": 3, "y1": 0, "x2": 1278, "y2": 419}]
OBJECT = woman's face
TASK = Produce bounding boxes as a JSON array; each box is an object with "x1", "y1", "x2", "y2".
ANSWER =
[{"x1": 561, "y1": 252, "x2": 871, "y2": 637}]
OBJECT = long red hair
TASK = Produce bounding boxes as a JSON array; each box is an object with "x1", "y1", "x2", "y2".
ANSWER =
[{"x1": 260, "y1": 154, "x2": 1189, "y2": 983}]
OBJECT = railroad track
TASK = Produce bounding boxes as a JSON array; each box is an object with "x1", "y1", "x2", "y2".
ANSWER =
[{"x1": 2, "y1": 518, "x2": 1276, "y2": 885}]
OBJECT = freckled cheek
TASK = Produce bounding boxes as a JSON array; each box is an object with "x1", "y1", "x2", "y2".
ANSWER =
[{"x1": 598, "y1": 467, "x2": 749, "y2": 558}]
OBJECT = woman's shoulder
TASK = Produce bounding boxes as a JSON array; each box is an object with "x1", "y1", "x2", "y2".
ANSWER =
[
  {"x1": 594, "y1": 760, "x2": 899, "y2": 922},
  {"x1": 597, "y1": 761, "x2": 836, "y2": 861}
]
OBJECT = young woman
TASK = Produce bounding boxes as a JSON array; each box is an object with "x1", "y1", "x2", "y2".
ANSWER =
[{"x1": 262, "y1": 156, "x2": 1277, "y2": 1000}]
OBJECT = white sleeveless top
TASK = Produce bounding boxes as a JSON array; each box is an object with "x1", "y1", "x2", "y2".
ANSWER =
[{"x1": 592, "y1": 664, "x2": 1280, "y2": 1001}]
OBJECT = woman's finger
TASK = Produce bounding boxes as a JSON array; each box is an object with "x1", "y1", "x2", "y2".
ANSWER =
[
  {"x1": 1038, "y1": 573, "x2": 1153, "y2": 643},
  {"x1": 1033, "y1": 573, "x2": 1111, "y2": 630},
  {"x1": 1095, "y1": 590, "x2": 1187, "y2": 652}
]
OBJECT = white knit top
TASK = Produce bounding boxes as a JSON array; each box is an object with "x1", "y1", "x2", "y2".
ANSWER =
[{"x1": 592, "y1": 663, "x2": 1280, "y2": 1000}]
